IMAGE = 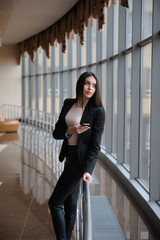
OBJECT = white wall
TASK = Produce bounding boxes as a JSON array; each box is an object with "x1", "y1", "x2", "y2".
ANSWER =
[{"x1": 0, "y1": 44, "x2": 21, "y2": 108}]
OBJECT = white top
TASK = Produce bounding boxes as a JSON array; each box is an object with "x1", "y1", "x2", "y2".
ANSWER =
[{"x1": 65, "y1": 104, "x2": 83, "y2": 145}]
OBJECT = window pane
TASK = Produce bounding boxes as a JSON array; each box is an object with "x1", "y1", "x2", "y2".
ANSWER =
[
  {"x1": 31, "y1": 76, "x2": 36, "y2": 109},
  {"x1": 102, "y1": 63, "x2": 107, "y2": 111},
  {"x1": 101, "y1": 63, "x2": 107, "y2": 149},
  {"x1": 30, "y1": 57, "x2": 36, "y2": 75},
  {"x1": 63, "y1": 41, "x2": 68, "y2": 70},
  {"x1": 46, "y1": 75, "x2": 51, "y2": 113},
  {"x1": 63, "y1": 72, "x2": 68, "y2": 100},
  {"x1": 124, "y1": 53, "x2": 132, "y2": 170},
  {"x1": 81, "y1": 27, "x2": 87, "y2": 66},
  {"x1": 141, "y1": 0, "x2": 153, "y2": 40},
  {"x1": 91, "y1": 65, "x2": 96, "y2": 75},
  {"x1": 39, "y1": 76, "x2": 43, "y2": 111},
  {"x1": 55, "y1": 43, "x2": 60, "y2": 71},
  {"x1": 92, "y1": 19, "x2": 97, "y2": 63},
  {"x1": 72, "y1": 32, "x2": 77, "y2": 68},
  {"x1": 71, "y1": 70, "x2": 77, "y2": 98},
  {"x1": 126, "y1": 0, "x2": 133, "y2": 48},
  {"x1": 55, "y1": 74, "x2": 60, "y2": 115},
  {"x1": 38, "y1": 47, "x2": 43, "y2": 74},
  {"x1": 46, "y1": 45, "x2": 52, "y2": 73},
  {"x1": 139, "y1": 43, "x2": 152, "y2": 187},
  {"x1": 113, "y1": 3, "x2": 119, "y2": 55},
  {"x1": 102, "y1": 7, "x2": 107, "y2": 60},
  {"x1": 112, "y1": 59, "x2": 118, "y2": 158},
  {"x1": 24, "y1": 53, "x2": 29, "y2": 76},
  {"x1": 25, "y1": 77, "x2": 29, "y2": 108}
]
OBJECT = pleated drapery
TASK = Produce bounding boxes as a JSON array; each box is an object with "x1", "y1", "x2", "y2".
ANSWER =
[{"x1": 17, "y1": 0, "x2": 129, "y2": 64}]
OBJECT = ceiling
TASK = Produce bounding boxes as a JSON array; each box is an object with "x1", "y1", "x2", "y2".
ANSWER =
[{"x1": 0, "y1": 0, "x2": 78, "y2": 45}]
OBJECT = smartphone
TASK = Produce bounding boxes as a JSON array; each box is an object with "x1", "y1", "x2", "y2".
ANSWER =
[{"x1": 82, "y1": 123, "x2": 90, "y2": 126}]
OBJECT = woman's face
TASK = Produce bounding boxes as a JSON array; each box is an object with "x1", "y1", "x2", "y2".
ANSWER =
[{"x1": 83, "y1": 76, "x2": 96, "y2": 100}]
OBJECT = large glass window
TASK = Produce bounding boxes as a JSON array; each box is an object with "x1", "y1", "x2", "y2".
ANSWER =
[
  {"x1": 102, "y1": 63, "x2": 107, "y2": 111},
  {"x1": 55, "y1": 42, "x2": 60, "y2": 71},
  {"x1": 102, "y1": 7, "x2": 107, "y2": 60},
  {"x1": 31, "y1": 76, "x2": 36, "y2": 109},
  {"x1": 126, "y1": 0, "x2": 133, "y2": 48},
  {"x1": 70, "y1": 70, "x2": 77, "y2": 98},
  {"x1": 101, "y1": 63, "x2": 107, "y2": 149},
  {"x1": 25, "y1": 77, "x2": 29, "y2": 108},
  {"x1": 72, "y1": 32, "x2": 77, "y2": 68},
  {"x1": 39, "y1": 76, "x2": 43, "y2": 111},
  {"x1": 113, "y1": 2, "x2": 119, "y2": 55},
  {"x1": 31, "y1": 57, "x2": 36, "y2": 75},
  {"x1": 124, "y1": 53, "x2": 132, "y2": 170},
  {"x1": 92, "y1": 19, "x2": 97, "y2": 63},
  {"x1": 24, "y1": 53, "x2": 29, "y2": 76},
  {"x1": 81, "y1": 27, "x2": 87, "y2": 66},
  {"x1": 141, "y1": 0, "x2": 153, "y2": 40},
  {"x1": 54, "y1": 74, "x2": 60, "y2": 115},
  {"x1": 38, "y1": 47, "x2": 43, "y2": 74},
  {"x1": 112, "y1": 59, "x2": 118, "y2": 158},
  {"x1": 46, "y1": 75, "x2": 51, "y2": 113},
  {"x1": 62, "y1": 72, "x2": 68, "y2": 101},
  {"x1": 63, "y1": 41, "x2": 68, "y2": 70},
  {"x1": 46, "y1": 45, "x2": 52, "y2": 73},
  {"x1": 139, "y1": 43, "x2": 152, "y2": 188}
]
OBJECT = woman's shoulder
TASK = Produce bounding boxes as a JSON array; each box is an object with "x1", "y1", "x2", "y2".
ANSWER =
[
  {"x1": 94, "y1": 105, "x2": 105, "y2": 115},
  {"x1": 91, "y1": 104, "x2": 105, "y2": 120},
  {"x1": 88, "y1": 101, "x2": 104, "y2": 114},
  {"x1": 90, "y1": 101, "x2": 104, "y2": 111}
]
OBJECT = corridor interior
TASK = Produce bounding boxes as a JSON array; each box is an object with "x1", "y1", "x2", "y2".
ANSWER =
[{"x1": 0, "y1": 123, "x2": 159, "y2": 240}]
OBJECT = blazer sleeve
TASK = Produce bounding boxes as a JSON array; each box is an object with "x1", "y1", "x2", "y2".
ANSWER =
[
  {"x1": 84, "y1": 107, "x2": 105, "y2": 175},
  {"x1": 53, "y1": 99, "x2": 68, "y2": 140}
]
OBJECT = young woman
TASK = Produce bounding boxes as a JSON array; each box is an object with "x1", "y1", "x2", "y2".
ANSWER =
[{"x1": 48, "y1": 72, "x2": 105, "y2": 240}]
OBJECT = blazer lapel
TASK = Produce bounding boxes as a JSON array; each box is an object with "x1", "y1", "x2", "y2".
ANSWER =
[{"x1": 80, "y1": 101, "x2": 94, "y2": 125}]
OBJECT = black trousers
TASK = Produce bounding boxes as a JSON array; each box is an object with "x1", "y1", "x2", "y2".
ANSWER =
[{"x1": 48, "y1": 146, "x2": 83, "y2": 240}]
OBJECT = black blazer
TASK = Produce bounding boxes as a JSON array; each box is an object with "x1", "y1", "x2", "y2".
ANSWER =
[{"x1": 53, "y1": 98, "x2": 105, "y2": 175}]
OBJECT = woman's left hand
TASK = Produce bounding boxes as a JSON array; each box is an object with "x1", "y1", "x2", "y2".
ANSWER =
[{"x1": 82, "y1": 172, "x2": 93, "y2": 184}]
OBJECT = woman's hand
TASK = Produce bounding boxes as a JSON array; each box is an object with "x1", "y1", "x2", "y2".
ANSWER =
[
  {"x1": 67, "y1": 124, "x2": 90, "y2": 135},
  {"x1": 82, "y1": 172, "x2": 93, "y2": 184}
]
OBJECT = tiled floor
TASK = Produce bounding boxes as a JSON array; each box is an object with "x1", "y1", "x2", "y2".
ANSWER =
[
  {"x1": 0, "y1": 125, "x2": 160, "y2": 240},
  {"x1": 0, "y1": 133, "x2": 56, "y2": 240}
]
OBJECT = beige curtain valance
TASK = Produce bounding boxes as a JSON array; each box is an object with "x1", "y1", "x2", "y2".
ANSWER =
[{"x1": 17, "y1": 0, "x2": 129, "y2": 64}]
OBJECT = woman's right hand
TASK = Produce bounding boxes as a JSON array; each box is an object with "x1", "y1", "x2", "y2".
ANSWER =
[
  {"x1": 83, "y1": 172, "x2": 93, "y2": 184},
  {"x1": 67, "y1": 124, "x2": 90, "y2": 135}
]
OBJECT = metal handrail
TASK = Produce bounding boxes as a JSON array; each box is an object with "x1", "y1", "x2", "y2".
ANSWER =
[
  {"x1": 2, "y1": 104, "x2": 57, "y2": 133},
  {"x1": 77, "y1": 180, "x2": 92, "y2": 240},
  {"x1": 82, "y1": 180, "x2": 92, "y2": 240}
]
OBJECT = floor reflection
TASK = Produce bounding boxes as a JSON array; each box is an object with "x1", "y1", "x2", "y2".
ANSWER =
[
  {"x1": 18, "y1": 124, "x2": 64, "y2": 205},
  {"x1": 0, "y1": 132, "x2": 19, "y2": 143}
]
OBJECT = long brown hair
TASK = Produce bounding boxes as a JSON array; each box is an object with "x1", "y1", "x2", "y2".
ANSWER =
[{"x1": 76, "y1": 72, "x2": 104, "y2": 108}]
